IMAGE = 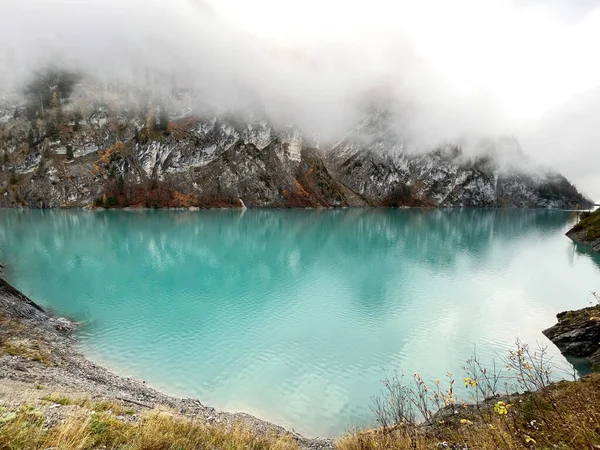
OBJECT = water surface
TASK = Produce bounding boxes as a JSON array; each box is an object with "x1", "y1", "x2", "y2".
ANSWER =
[{"x1": 1, "y1": 209, "x2": 599, "y2": 437}]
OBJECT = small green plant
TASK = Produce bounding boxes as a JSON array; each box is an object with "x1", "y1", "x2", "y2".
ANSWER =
[
  {"x1": 41, "y1": 395, "x2": 73, "y2": 405},
  {"x1": 103, "y1": 195, "x2": 117, "y2": 209},
  {"x1": 42, "y1": 395, "x2": 71, "y2": 405},
  {"x1": 46, "y1": 121, "x2": 59, "y2": 140},
  {"x1": 89, "y1": 400, "x2": 124, "y2": 415},
  {"x1": 575, "y1": 208, "x2": 600, "y2": 240},
  {"x1": 27, "y1": 128, "x2": 35, "y2": 148},
  {"x1": 73, "y1": 110, "x2": 83, "y2": 132},
  {"x1": 371, "y1": 339, "x2": 560, "y2": 433},
  {"x1": 344, "y1": 341, "x2": 600, "y2": 450},
  {"x1": 1, "y1": 338, "x2": 51, "y2": 364}
]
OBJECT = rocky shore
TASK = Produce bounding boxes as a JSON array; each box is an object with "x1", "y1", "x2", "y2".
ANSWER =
[
  {"x1": 3, "y1": 266, "x2": 600, "y2": 449},
  {"x1": 567, "y1": 208, "x2": 600, "y2": 252},
  {"x1": 0, "y1": 276, "x2": 333, "y2": 449},
  {"x1": 543, "y1": 303, "x2": 600, "y2": 366}
]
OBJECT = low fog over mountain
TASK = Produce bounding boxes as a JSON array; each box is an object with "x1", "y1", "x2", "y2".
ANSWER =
[{"x1": 0, "y1": 0, "x2": 598, "y2": 206}]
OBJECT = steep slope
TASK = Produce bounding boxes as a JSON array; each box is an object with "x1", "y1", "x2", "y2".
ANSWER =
[
  {"x1": 327, "y1": 110, "x2": 589, "y2": 208},
  {"x1": 0, "y1": 73, "x2": 591, "y2": 209},
  {"x1": 0, "y1": 95, "x2": 362, "y2": 208}
]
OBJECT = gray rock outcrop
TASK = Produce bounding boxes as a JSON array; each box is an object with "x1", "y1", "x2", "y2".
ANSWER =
[
  {"x1": 0, "y1": 72, "x2": 591, "y2": 210},
  {"x1": 543, "y1": 306, "x2": 600, "y2": 364}
]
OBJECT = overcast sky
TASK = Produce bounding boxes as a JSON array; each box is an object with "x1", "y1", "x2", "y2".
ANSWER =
[{"x1": 1, "y1": 0, "x2": 599, "y2": 199}]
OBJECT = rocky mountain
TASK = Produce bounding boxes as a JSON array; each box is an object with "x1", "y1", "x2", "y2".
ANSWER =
[{"x1": 0, "y1": 71, "x2": 591, "y2": 209}]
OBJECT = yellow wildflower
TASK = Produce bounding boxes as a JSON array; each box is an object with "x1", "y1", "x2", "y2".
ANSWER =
[
  {"x1": 494, "y1": 401, "x2": 511, "y2": 415},
  {"x1": 464, "y1": 377, "x2": 477, "y2": 388},
  {"x1": 524, "y1": 435, "x2": 536, "y2": 444},
  {"x1": 460, "y1": 419, "x2": 473, "y2": 425}
]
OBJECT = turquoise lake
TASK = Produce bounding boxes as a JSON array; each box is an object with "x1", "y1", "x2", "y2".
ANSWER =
[{"x1": 1, "y1": 209, "x2": 599, "y2": 437}]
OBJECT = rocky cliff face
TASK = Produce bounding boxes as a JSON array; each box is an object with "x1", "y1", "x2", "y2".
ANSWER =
[
  {"x1": 543, "y1": 305, "x2": 600, "y2": 366},
  {"x1": 0, "y1": 73, "x2": 591, "y2": 209},
  {"x1": 328, "y1": 111, "x2": 589, "y2": 209}
]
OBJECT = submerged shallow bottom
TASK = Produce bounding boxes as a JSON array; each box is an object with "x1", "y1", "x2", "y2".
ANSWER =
[{"x1": 1, "y1": 209, "x2": 599, "y2": 437}]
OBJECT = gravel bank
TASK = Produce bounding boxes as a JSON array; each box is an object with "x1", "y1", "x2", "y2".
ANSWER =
[{"x1": 0, "y1": 276, "x2": 333, "y2": 449}]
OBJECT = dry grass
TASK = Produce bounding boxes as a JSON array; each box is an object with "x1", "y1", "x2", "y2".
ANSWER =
[
  {"x1": 40, "y1": 395, "x2": 76, "y2": 406},
  {"x1": 5, "y1": 375, "x2": 599, "y2": 450},
  {"x1": 97, "y1": 141, "x2": 130, "y2": 165},
  {"x1": 338, "y1": 374, "x2": 600, "y2": 450},
  {"x1": 0, "y1": 403, "x2": 299, "y2": 450},
  {"x1": 40, "y1": 394, "x2": 128, "y2": 415},
  {"x1": 0, "y1": 315, "x2": 52, "y2": 365},
  {"x1": 166, "y1": 117, "x2": 197, "y2": 139},
  {"x1": 3, "y1": 306, "x2": 599, "y2": 449},
  {"x1": 0, "y1": 314, "x2": 24, "y2": 336},
  {"x1": 2, "y1": 338, "x2": 52, "y2": 365}
]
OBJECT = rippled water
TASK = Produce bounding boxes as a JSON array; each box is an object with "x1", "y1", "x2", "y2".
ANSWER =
[{"x1": 1, "y1": 209, "x2": 599, "y2": 436}]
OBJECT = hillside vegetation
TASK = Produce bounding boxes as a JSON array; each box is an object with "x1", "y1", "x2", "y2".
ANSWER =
[
  {"x1": 573, "y1": 209, "x2": 600, "y2": 241},
  {"x1": 567, "y1": 208, "x2": 600, "y2": 252},
  {"x1": 339, "y1": 374, "x2": 600, "y2": 450}
]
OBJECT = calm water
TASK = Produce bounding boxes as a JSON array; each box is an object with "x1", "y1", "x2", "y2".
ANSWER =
[{"x1": 1, "y1": 209, "x2": 599, "y2": 437}]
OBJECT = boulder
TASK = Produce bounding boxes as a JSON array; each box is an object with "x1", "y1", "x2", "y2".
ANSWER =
[{"x1": 543, "y1": 306, "x2": 600, "y2": 364}]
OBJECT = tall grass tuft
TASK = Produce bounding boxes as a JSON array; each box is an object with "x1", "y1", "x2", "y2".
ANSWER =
[
  {"x1": 342, "y1": 340, "x2": 600, "y2": 449},
  {"x1": 0, "y1": 407, "x2": 299, "y2": 450}
]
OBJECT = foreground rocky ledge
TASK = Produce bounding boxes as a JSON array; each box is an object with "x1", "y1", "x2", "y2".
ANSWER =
[
  {"x1": 0, "y1": 277, "x2": 332, "y2": 449},
  {"x1": 543, "y1": 304, "x2": 600, "y2": 366}
]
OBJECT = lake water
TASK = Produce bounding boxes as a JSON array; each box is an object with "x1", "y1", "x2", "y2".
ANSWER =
[{"x1": 1, "y1": 209, "x2": 599, "y2": 437}]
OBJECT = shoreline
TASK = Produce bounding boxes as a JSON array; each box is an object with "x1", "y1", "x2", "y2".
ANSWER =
[
  {"x1": 3, "y1": 258, "x2": 600, "y2": 449},
  {"x1": 0, "y1": 199, "x2": 596, "y2": 211},
  {"x1": 0, "y1": 205, "x2": 593, "y2": 214},
  {"x1": 0, "y1": 275, "x2": 333, "y2": 449},
  {"x1": 75, "y1": 343, "x2": 305, "y2": 438},
  {"x1": 566, "y1": 208, "x2": 600, "y2": 253}
]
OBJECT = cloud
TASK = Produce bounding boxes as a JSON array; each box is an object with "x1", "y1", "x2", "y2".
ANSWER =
[
  {"x1": 0, "y1": 0, "x2": 599, "y2": 198},
  {"x1": 518, "y1": 87, "x2": 600, "y2": 200},
  {"x1": 517, "y1": 0, "x2": 599, "y2": 22}
]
